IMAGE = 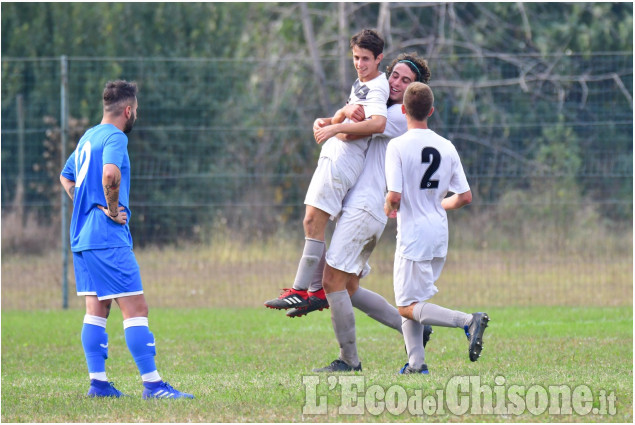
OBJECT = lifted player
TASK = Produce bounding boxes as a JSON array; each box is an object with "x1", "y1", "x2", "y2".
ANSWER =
[
  {"x1": 265, "y1": 29, "x2": 388, "y2": 309},
  {"x1": 308, "y1": 54, "x2": 434, "y2": 373}
]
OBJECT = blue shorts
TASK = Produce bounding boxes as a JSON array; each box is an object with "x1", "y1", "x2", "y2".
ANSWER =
[{"x1": 73, "y1": 247, "x2": 144, "y2": 300}]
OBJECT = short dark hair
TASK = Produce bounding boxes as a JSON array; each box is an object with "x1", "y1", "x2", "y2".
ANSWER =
[
  {"x1": 350, "y1": 29, "x2": 384, "y2": 58},
  {"x1": 103, "y1": 80, "x2": 137, "y2": 115},
  {"x1": 386, "y1": 52, "x2": 431, "y2": 83},
  {"x1": 404, "y1": 82, "x2": 434, "y2": 121}
]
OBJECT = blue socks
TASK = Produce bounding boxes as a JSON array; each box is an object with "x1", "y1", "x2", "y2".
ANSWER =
[
  {"x1": 123, "y1": 317, "x2": 161, "y2": 382},
  {"x1": 82, "y1": 315, "x2": 109, "y2": 381},
  {"x1": 82, "y1": 315, "x2": 162, "y2": 383}
]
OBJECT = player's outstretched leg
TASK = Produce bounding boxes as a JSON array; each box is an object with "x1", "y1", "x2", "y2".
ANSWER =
[
  {"x1": 349, "y1": 287, "x2": 434, "y2": 347},
  {"x1": 464, "y1": 312, "x2": 490, "y2": 362}
]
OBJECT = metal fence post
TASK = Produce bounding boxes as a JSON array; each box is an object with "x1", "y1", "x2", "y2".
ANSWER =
[
  {"x1": 16, "y1": 94, "x2": 25, "y2": 225},
  {"x1": 60, "y1": 55, "x2": 69, "y2": 309}
]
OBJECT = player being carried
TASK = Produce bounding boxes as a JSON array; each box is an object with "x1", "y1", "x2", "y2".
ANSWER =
[
  {"x1": 384, "y1": 82, "x2": 490, "y2": 374},
  {"x1": 308, "y1": 53, "x2": 434, "y2": 372},
  {"x1": 265, "y1": 28, "x2": 388, "y2": 310}
]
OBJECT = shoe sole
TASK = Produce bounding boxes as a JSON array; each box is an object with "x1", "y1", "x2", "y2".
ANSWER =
[
  {"x1": 400, "y1": 368, "x2": 430, "y2": 375},
  {"x1": 398, "y1": 363, "x2": 429, "y2": 375},
  {"x1": 265, "y1": 303, "x2": 293, "y2": 310},
  {"x1": 469, "y1": 313, "x2": 489, "y2": 362},
  {"x1": 264, "y1": 301, "x2": 309, "y2": 310},
  {"x1": 264, "y1": 294, "x2": 310, "y2": 310},
  {"x1": 88, "y1": 393, "x2": 123, "y2": 397},
  {"x1": 286, "y1": 305, "x2": 329, "y2": 318},
  {"x1": 312, "y1": 365, "x2": 362, "y2": 373}
]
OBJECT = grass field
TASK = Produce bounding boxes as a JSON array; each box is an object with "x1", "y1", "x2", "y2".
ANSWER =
[
  {"x1": 2, "y1": 238, "x2": 632, "y2": 310},
  {"x1": 1, "y1": 305, "x2": 632, "y2": 422}
]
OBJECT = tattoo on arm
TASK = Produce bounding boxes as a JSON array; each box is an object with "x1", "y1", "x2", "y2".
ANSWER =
[
  {"x1": 69, "y1": 185, "x2": 75, "y2": 201},
  {"x1": 104, "y1": 175, "x2": 121, "y2": 217}
]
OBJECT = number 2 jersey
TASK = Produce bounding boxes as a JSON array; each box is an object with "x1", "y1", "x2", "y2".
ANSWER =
[
  {"x1": 385, "y1": 128, "x2": 470, "y2": 261},
  {"x1": 60, "y1": 123, "x2": 132, "y2": 252}
]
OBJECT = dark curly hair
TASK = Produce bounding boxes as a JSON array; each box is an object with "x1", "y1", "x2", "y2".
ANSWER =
[{"x1": 385, "y1": 52, "x2": 431, "y2": 84}]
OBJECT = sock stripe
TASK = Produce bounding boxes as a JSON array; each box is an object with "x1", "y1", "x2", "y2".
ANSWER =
[
  {"x1": 84, "y1": 315, "x2": 107, "y2": 328},
  {"x1": 123, "y1": 317, "x2": 149, "y2": 329},
  {"x1": 141, "y1": 371, "x2": 161, "y2": 382}
]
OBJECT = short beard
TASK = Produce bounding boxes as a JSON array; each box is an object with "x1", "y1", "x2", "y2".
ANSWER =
[{"x1": 123, "y1": 112, "x2": 136, "y2": 134}]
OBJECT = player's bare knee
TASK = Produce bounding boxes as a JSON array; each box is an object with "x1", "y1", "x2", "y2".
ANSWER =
[
  {"x1": 398, "y1": 304, "x2": 415, "y2": 320},
  {"x1": 323, "y1": 278, "x2": 335, "y2": 294},
  {"x1": 346, "y1": 279, "x2": 359, "y2": 297}
]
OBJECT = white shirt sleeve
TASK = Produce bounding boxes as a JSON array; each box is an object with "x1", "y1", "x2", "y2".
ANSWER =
[
  {"x1": 361, "y1": 78, "x2": 389, "y2": 118},
  {"x1": 449, "y1": 149, "x2": 471, "y2": 194},
  {"x1": 381, "y1": 105, "x2": 407, "y2": 140},
  {"x1": 385, "y1": 140, "x2": 403, "y2": 193}
]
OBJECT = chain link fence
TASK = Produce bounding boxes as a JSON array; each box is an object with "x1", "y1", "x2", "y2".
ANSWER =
[{"x1": 1, "y1": 54, "x2": 632, "y2": 310}]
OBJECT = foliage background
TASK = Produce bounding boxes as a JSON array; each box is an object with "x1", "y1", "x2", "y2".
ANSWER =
[{"x1": 1, "y1": 2, "x2": 632, "y2": 310}]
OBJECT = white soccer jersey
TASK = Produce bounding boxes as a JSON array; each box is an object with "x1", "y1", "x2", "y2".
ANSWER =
[
  {"x1": 385, "y1": 129, "x2": 470, "y2": 261},
  {"x1": 319, "y1": 73, "x2": 389, "y2": 187},
  {"x1": 343, "y1": 103, "x2": 407, "y2": 223}
]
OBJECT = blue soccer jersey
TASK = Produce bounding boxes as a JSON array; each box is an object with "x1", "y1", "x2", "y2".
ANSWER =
[{"x1": 61, "y1": 124, "x2": 133, "y2": 251}]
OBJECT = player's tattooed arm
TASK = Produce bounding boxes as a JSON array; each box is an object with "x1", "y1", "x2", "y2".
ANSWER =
[
  {"x1": 98, "y1": 164, "x2": 127, "y2": 225},
  {"x1": 60, "y1": 175, "x2": 76, "y2": 201}
]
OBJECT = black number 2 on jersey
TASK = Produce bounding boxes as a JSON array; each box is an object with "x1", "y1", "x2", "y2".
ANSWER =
[{"x1": 420, "y1": 147, "x2": 440, "y2": 189}]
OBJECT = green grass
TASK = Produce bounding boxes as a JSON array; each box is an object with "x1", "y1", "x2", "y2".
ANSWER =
[
  {"x1": 2, "y1": 241, "x2": 632, "y2": 310},
  {"x1": 1, "y1": 306, "x2": 632, "y2": 422}
]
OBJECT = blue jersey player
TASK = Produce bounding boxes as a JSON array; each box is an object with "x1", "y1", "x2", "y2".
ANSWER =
[{"x1": 60, "y1": 80, "x2": 193, "y2": 399}]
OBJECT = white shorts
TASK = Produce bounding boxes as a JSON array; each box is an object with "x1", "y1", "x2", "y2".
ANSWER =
[
  {"x1": 393, "y1": 254, "x2": 446, "y2": 307},
  {"x1": 304, "y1": 157, "x2": 354, "y2": 218},
  {"x1": 326, "y1": 207, "x2": 386, "y2": 276}
]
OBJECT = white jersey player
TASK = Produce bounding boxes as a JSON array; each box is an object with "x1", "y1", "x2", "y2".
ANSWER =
[
  {"x1": 326, "y1": 102, "x2": 405, "y2": 275},
  {"x1": 310, "y1": 56, "x2": 434, "y2": 373},
  {"x1": 384, "y1": 82, "x2": 490, "y2": 375},
  {"x1": 265, "y1": 29, "x2": 388, "y2": 311},
  {"x1": 312, "y1": 72, "x2": 389, "y2": 217}
]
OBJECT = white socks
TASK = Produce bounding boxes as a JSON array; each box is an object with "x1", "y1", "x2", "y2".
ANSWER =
[
  {"x1": 292, "y1": 238, "x2": 325, "y2": 291},
  {"x1": 413, "y1": 302, "x2": 472, "y2": 328},
  {"x1": 325, "y1": 290, "x2": 359, "y2": 368}
]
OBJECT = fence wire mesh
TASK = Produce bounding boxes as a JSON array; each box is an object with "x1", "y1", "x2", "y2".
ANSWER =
[{"x1": 1, "y1": 54, "x2": 632, "y2": 310}]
